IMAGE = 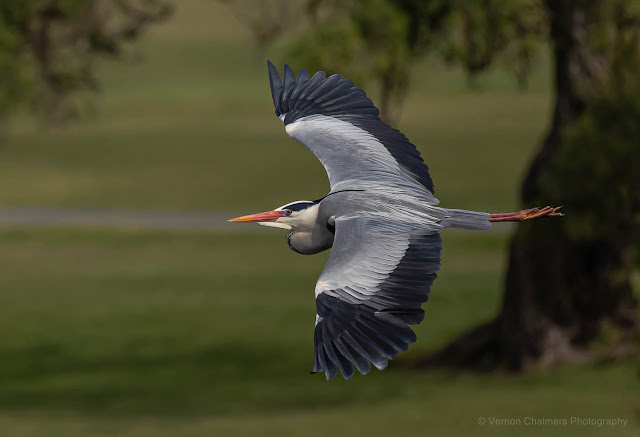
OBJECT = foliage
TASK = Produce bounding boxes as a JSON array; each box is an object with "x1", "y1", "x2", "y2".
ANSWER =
[
  {"x1": 218, "y1": 0, "x2": 302, "y2": 51},
  {"x1": 542, "y1": 41, "x2": 640, "y2": 244},
  {"x1": 0, "y1": 0, "x2": 172, "y2": 120},
  {"x1": 290, "y1": 0, "x2": 413, "y2": 120},
  {"x1": 227, "y1": 0, "x2": 546, "y2": 121},
  {"x1": 441, "y1": 0, "x2": 545, "y2": 89}
]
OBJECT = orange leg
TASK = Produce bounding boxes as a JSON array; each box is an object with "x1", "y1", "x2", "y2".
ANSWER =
[{"x1": 489, "y1": 206, "x2": 564, "y2": 222}]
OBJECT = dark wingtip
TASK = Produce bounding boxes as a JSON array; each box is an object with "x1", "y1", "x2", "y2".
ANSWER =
[
  {"x1": 311, "y1": 70, "x2": 327, "y2": 81},
  {"x1": 267, "y1": 60, "x2": 282, "y2": 115},
  {"x1": 283, "y1": 64, "x2": 295, "y2": 89},
  {"x1": 341, "y1": 370, "x2": 354, "y2": 380},
  {"x1": 281, "y1": 64, "x2": 296, "y2": 112},
  {"x1": 297, "y1": 69, "x2": 310, "y2": 82},
  {"x1": 266, "y1": 60, "x2": 278, "y2": 81}
]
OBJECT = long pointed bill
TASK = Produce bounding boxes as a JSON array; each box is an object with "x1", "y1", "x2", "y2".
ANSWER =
[{"x1": 228, "y1": 210, "x2": 286, "y2": 223}]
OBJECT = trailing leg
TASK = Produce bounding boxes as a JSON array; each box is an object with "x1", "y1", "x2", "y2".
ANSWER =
[{"x1": 489, "y1": 206, "x2": 564, "y2": 223}]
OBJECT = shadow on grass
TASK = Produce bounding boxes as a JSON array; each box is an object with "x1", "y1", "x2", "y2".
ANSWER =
[{"x1": 0, "y1": 340, "x2": 418, "y2": 416}]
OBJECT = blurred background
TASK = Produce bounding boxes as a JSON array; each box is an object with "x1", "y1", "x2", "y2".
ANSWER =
[{"x1": 0, "y1": 0, "x2": 638, "y2": 436}]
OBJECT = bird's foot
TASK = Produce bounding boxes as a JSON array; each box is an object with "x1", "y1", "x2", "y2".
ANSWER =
[{"x1": 489, "y1": 206, "x2": 564, "y2": 222}]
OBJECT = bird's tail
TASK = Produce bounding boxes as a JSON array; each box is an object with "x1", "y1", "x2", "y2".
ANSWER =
[{"x1": 440, "y1": 208, "x2": 491, "y2": 231}]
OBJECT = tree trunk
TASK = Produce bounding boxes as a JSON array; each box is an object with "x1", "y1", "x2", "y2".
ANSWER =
[{"x1": 418, "y1": 0, "x2": 639, "y2": 371}]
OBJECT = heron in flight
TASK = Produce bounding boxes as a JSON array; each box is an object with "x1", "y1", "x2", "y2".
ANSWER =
[{"x1": 230, "y1": 62, "x2": 562, "y2": 380}]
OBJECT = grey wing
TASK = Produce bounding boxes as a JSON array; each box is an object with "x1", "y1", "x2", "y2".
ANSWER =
[
  {"x1": 267, "y1": 62, "x2": 436, "y2": 198},
  {"x1": 313, "y1": 217, "x2": 442, "y2": 380}
]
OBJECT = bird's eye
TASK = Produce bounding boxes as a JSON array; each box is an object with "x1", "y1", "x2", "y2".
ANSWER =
[{"x1": 284, "y1": 209, "x2": 293, "y2": 216}]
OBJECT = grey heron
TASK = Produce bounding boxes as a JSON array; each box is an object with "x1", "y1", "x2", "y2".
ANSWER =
[{"x1": 230, "y1": 62, "x2": 562, "y2": 380}]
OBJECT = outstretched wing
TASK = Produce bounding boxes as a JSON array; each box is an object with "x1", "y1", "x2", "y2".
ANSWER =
[
  {"x1": 313, "y1": 217, "x2": 442, "y2": 379},
  {"x1": 267, "y1": 61, "x2": 435, "y2": 197}
]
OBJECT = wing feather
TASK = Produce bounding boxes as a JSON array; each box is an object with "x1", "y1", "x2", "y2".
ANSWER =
[
  {"x1": 267, "y1": 61, "x2": 435, "y2": 195},
  {"x1": 312, "y1": 217, "x2": 442, "y2": 379}
]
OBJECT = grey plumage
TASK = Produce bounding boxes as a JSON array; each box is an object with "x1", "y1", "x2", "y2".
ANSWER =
[
  {"x1": 264, "y1": 62, "x2": 490, "y2": 380},
  {"x1": 312, "y1": 218, "x2": 441, "y2": 378},
  {"x1": 268, "y1": 60, "x2": 433, "y2": 194}
]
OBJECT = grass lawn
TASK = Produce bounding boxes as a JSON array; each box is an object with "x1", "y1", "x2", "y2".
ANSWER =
[{"x1": 0, "y1": 227, "x2": 636, "y2": 436}]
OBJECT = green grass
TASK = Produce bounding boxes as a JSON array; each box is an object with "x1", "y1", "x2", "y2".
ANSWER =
[{"x1": 0, "y1": 228, "x2": 637, "y2": 436}]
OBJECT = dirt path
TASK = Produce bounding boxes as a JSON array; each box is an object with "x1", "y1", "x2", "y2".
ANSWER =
[{"x1": 0, "y1": 207, "x2": 240, "y2": 231}]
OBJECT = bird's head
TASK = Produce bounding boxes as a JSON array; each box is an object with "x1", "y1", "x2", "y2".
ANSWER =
[{"x1": 229, "y1": 200, "x2": 319, "y2": 230}]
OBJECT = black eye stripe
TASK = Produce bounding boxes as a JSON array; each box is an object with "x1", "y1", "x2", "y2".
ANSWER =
[{"x1": 280, "y1": 201, "x2": 315, "y2": 212}]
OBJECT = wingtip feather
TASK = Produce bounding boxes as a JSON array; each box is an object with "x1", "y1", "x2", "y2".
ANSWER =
[{"x1": 267, "y1": 60, "x2": 282, "y2": 114}]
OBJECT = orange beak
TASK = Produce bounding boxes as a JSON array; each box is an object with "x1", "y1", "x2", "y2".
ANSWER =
[{"x1": 228, "y1": 210, "x2": 286, "y2": 223}]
